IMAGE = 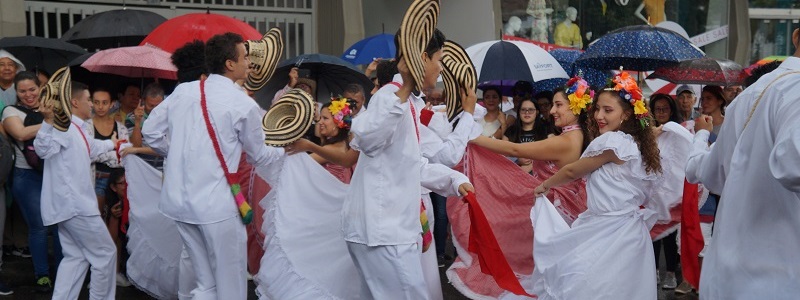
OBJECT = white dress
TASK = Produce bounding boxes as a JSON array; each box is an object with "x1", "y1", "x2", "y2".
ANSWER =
[{"x1": 528, "y1": 131, "x2": 661, "y2": 300}]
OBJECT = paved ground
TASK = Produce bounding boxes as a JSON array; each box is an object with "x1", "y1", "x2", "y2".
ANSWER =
[{"x1": 0, "y1": 243, "x2": 698, "y2": 299}]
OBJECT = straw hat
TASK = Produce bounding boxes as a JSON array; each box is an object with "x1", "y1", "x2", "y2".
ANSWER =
[
  {"x1": 441, "y1": 40, "x2": 477, "y2": 122},
  {"x1": 39, "y1": 66, "x2": 72, "y2": 132},
  {"x1": 398, "y1": 0, "x2": 440, "y2": 89},
  {"x1": 245, "y1": 28, "x2": 283, "y2": 91},
  {"x1": 262, "y1": 88, "x2": 315, "y2": 146}
]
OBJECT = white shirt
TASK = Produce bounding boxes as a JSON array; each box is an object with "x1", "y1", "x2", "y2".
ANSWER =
[
  {"x1": 142, "y1": 74, "x2": 284, "y2": 224},
  {"x1": 686, "y1": 57, "x2": 800, "y2": 299},
  {"x1": 35, "y1": 116, "x2": 114, "y2": 226},
  {"x1": 345, "y1": 75, "x2": 469, "y2": 246}
]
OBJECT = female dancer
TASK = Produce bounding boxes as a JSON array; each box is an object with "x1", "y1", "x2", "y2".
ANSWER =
[
  {"x1": 530, "y1": 72, "x2": 680, "y2": 299},
  {"x1": 448, "y1": 76, "x2": 593, "y2": 299}
]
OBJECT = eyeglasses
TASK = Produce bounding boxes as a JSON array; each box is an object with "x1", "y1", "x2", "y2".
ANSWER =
[{"x1": 520, "y1": 108, "x2": 537, "y2": 114}]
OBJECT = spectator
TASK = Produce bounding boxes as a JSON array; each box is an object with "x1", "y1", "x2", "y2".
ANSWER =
[
  {"x1": 478, "y1": 87, "x2": 507, "y2": 139},
  {"x1": 504, "y1": 98, "x2": 550, "y2": 173},
  {"x1": 700, "y1": 85, "x2": 726, "y2": 140},
  {"x1": 0, "y1": 50, "x2": 24, "y2": 107},
  {"x1": 505, "y1": 81, "x2": 533, "y2": 124},
  {"x1": 676, "y1": 85, "x2": 700, "y2": 121},
  {"x1": 104, "y1": 168, "x2": 131, "y2": 287},
  {"x1": 35, "y1": 69, "x2": 49, "y2": 89},
  {"x1": 374, "y1": 59, "x2": 398, "y2": 93},
  {"x1": 343, "y1": 83, "x2": 367, "y2": 116},
  {"x1": 87, "y1": 88, "x2": 129, "y2": 216},
  {"x1": 722, "y1": 85, "x2": 742, "y2": 104},
  {"x1": 124, "y1": 83, "x2": 164, "y2": 170},
  {"x1": 649, "y1": 93, "x2": 683, "y2": 126},
  {"x1": 1, "y1": 71, "x2": 61, "y2": 292},
  {"x1": 113, "y1": 84, "x2": 141, "y2": 123}
]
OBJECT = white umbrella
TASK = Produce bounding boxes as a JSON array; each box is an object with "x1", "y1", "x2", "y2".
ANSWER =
[{"x1": 465, "y1": 40, "x2": 568, "y2": 83}]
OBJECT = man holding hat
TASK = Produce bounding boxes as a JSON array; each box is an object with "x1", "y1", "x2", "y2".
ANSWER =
[
  {"x1": 676, "y1": 84, "x2": 700, "y2": 122},
  {"x1": 142, "y1": 32, "x2": 285, "y2": 299},
  {"x1": 343, "y1": 1, "x2": 474, "y2": 298},
  {"x1": 0, "y1": 50, "x2": 25, "y2": 106},
  {"x1": 35, "y1": 71, "x2": 119, "y2": 299}
]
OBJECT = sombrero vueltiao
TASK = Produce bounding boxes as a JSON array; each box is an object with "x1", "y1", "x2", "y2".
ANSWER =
[
  {"x1": 398, "y1": 0, "x2": 440, "y2": 89},
  {"x1": 40, "y1": 66, "x2": 72, "y2": 132},
  {"x1": 262, "y1": 88, "x2": 315, "y2": 146},
  {"x1": 441, "y1": 40, "x2": 477, "y2": 122},
  {"x1": 245, "y1": 28, "x2": 284, "y2": 91}
]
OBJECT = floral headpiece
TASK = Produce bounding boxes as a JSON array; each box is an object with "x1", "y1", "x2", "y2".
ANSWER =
[
  {"x1": 565, "y1": 72, "x2": 594, "y2": 115},
  {"x1": 328, "y1": 97, "x2": 356, "y2": 130},
  {"x1": 608, "y1": 70, "x2": 650, "y2": 127}
]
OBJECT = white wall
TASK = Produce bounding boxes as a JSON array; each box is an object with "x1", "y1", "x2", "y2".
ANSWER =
[{"x1": 360, "y1": 0, "x2": 497, "y2": 52}]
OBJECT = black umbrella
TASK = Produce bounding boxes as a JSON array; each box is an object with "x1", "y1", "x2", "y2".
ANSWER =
[
  {"x1": 0, "y1": 36, "x2": 87, "y2": 75},
  {"x1": 60, "y1": 9, "x2": 166, "y2": 51},
  {"x1": 259, "y1": 54, "x2": 373, "y2": 108}
]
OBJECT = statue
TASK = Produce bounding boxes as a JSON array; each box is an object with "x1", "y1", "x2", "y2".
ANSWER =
[
  {"x1": 554, "y1": 7, "x2": 583, "y2": 49},
  {"x1": 526, "y1": 0, "x2": 553, "y2": 43},
  {"x1": 504, "y1": 16, "x2": 523, "y2": 36}
]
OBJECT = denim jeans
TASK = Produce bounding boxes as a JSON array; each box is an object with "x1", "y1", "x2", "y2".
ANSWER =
[
  {"x1": 12, "y1": 167, "x2": 62, "y2": 277},
  {"x1": 430, "y1": 193, "x2": 449, "y2": 257}
]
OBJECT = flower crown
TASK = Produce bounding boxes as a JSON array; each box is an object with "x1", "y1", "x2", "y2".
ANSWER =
[
  {"x1": 606, "y1": 70, "x2": 650, "y2": 127},
  {"x1": 565, "y1": 72, "x2": 594, "y2": 115},
  {"x1": 328, "y1": 97, "x2": 356, "y2": 130}
]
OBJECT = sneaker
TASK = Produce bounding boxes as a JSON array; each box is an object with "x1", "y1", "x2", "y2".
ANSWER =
[
  {"x1": 12, "y1": 247, "x2": 31, "y2": 258},
  {"x1": 661, "y1": 272, "x2": 677, "y2": 289},
  {"x1": 116, "y1": 273, "x2": 132, "y2": 287},
  {"x1": 675, "y1": 280, "x2": 694, "y2": 294},
  {"x1": 0, "y1": 281, "x2": 12, "y2": 295},
  {"x1": 35, "y1": 276, "x2": 52, "y2": 293}
]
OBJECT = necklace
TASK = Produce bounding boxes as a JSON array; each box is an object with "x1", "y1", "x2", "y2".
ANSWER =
[{"x1": 561, "y1": 124, "x2": 581, "y2": 133}]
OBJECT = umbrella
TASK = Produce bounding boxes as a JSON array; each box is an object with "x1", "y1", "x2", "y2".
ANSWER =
[
  {"x1": 341, "y1": 33, "x2": 396, "y2": 65},
  {"x1": 0, "y1": 36, "x2": 87, "y2": 74},
  {"x1": 60, "y1": 9, "x2": 167, "y2": 50},
  {"x1": 753, "y1": 55, "x2": 787, "y2": 66},
  {"x1": 466, "y1": 40, "x2": 568, "y2": 84},
  {"x1": 81, "y1": 45, "x2": 177, "y2": 80},
  {"x1": 575, "y1": 25, "x2": 705, "y2": 71},
  {"x1": 140, "y1": 12, "x2": 262, "y2": 53},
  {"x1": 548, "y1": 48, "x2": 609, "y2": 89},
  {"x1": 260, "y1": 54, "x2": 372, "y2": 107},
  {"x1": 647, "y1": 57, "x2": 745, "y2": 86}
]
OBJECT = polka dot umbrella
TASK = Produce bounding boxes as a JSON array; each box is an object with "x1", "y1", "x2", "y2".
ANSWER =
[{"x1": 575, "y1": 25, "x2": 705, "y2": 72}]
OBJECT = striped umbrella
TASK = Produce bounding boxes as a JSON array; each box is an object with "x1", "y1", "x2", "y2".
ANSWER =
[{"x1": 466, "y1": 40, "x2": 568, "y2": 84}]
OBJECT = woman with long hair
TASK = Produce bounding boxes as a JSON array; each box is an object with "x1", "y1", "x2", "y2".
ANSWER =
[
  {"x1": 530, "y1": 72, "x2": 678, "y2": 299},
  {"x1": 478, "y1": 87, "x2": 508, "y2": 139},
  {"x1": 1, "y1": 71, "x2": 60, "y2": 291},
  {"x1": 503, "y1": 99, "x2": 552, "y2": 173},
  {"x1": 699, "y1": 85, "x2": 726, "y2": 142}
]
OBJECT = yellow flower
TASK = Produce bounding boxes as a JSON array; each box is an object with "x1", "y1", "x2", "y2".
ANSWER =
[
  {"x1": 633, "y1": 99, "x2": 648, "y2": 116},
  {"x1": 328, "y1": 98, "x2": 346, "y2": 115},
  {"x1": 568, "y1": 93, "x2": 591, "y2": 115}
]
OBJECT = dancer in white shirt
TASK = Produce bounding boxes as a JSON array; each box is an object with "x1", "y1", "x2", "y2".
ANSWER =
[
  {"x1": 35, "y1": 71, "x2": 119, "y2": 300},
  {"x1": 142, "y1": 33, "x2": 284, "y2": 299},
  {"x1": 685, "y1": 27, "x2": 800, "y2": 299}
]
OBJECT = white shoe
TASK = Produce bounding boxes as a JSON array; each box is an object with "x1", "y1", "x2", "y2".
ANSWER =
[
  {"x1": 662, "y1": 272, "x2": 677, "y2": 289},
  {"x1": 116, "y1": 273, "x2": 132, "y2": 287}
]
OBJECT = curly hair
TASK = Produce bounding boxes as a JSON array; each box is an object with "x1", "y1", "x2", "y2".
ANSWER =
[
  {"x1": 171, "y1": 40, "x2": 207, "y2": 83},
  {"x1": 588, "y1": 90, "x2": 662, "y2": 174},
  {"x1": 205, "y1": 33, "x2": 244, "y2": 75}
]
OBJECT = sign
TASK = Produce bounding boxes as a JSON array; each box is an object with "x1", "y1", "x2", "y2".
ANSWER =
[{"x1": 690, "y1": 25, "x2": 729, "y2": 47}]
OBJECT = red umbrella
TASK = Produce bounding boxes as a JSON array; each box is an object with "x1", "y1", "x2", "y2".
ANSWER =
[
  {"x1": 139, "y1": 12, "x2": 262, "y2": 53},
  {"x1": 647, "y1": 57, "x2": 744, "y2": 86},
  {"x1": 81, "y1": 45, "x2": 177, "y2": 80}
]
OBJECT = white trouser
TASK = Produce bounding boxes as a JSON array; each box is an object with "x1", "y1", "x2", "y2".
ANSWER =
[
  {"x1": 420, "y1": 194, "x2": 444, "y2": 300},
  {"x1": 346, "y1": 242, "x2": 429, "y2": 300},
  {"x1": 176, "y1": 217, "x2": 247, "y2": 300},
  {"x1": 53, "y1": 215, "x2": 116, "y2": 300}
]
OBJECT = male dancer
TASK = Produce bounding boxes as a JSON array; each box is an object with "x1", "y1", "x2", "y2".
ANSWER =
[
  {"x1": 142, "y1": 33, "x2": 284, "y2": 299},
  {"x1": 37, "y1": 79, "x2": 118, "y2": 299}
]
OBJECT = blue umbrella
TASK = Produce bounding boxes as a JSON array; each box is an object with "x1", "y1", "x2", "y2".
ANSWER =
[
  {"x1": 341, "y1": 33, "x2": 396, "y2": 65},
  {"x1": 548, "y1": 48, "x2": 609, "y2": 89},
  {"x1": 575, "y1": 25, "x2": 704, "y2": 71}
]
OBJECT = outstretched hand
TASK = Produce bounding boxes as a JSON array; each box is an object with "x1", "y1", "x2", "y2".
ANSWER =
[{"x1": 458, "y1": 182, "x2": 475, "y2": 196}]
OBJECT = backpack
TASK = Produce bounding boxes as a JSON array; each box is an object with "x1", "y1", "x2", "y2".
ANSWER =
[
  {"x1": 0, "y1": 134, "x2": 14, "y2": 184},
  {"x1": 11, "y1": 105, "x2": 45, "y2": 172}
]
